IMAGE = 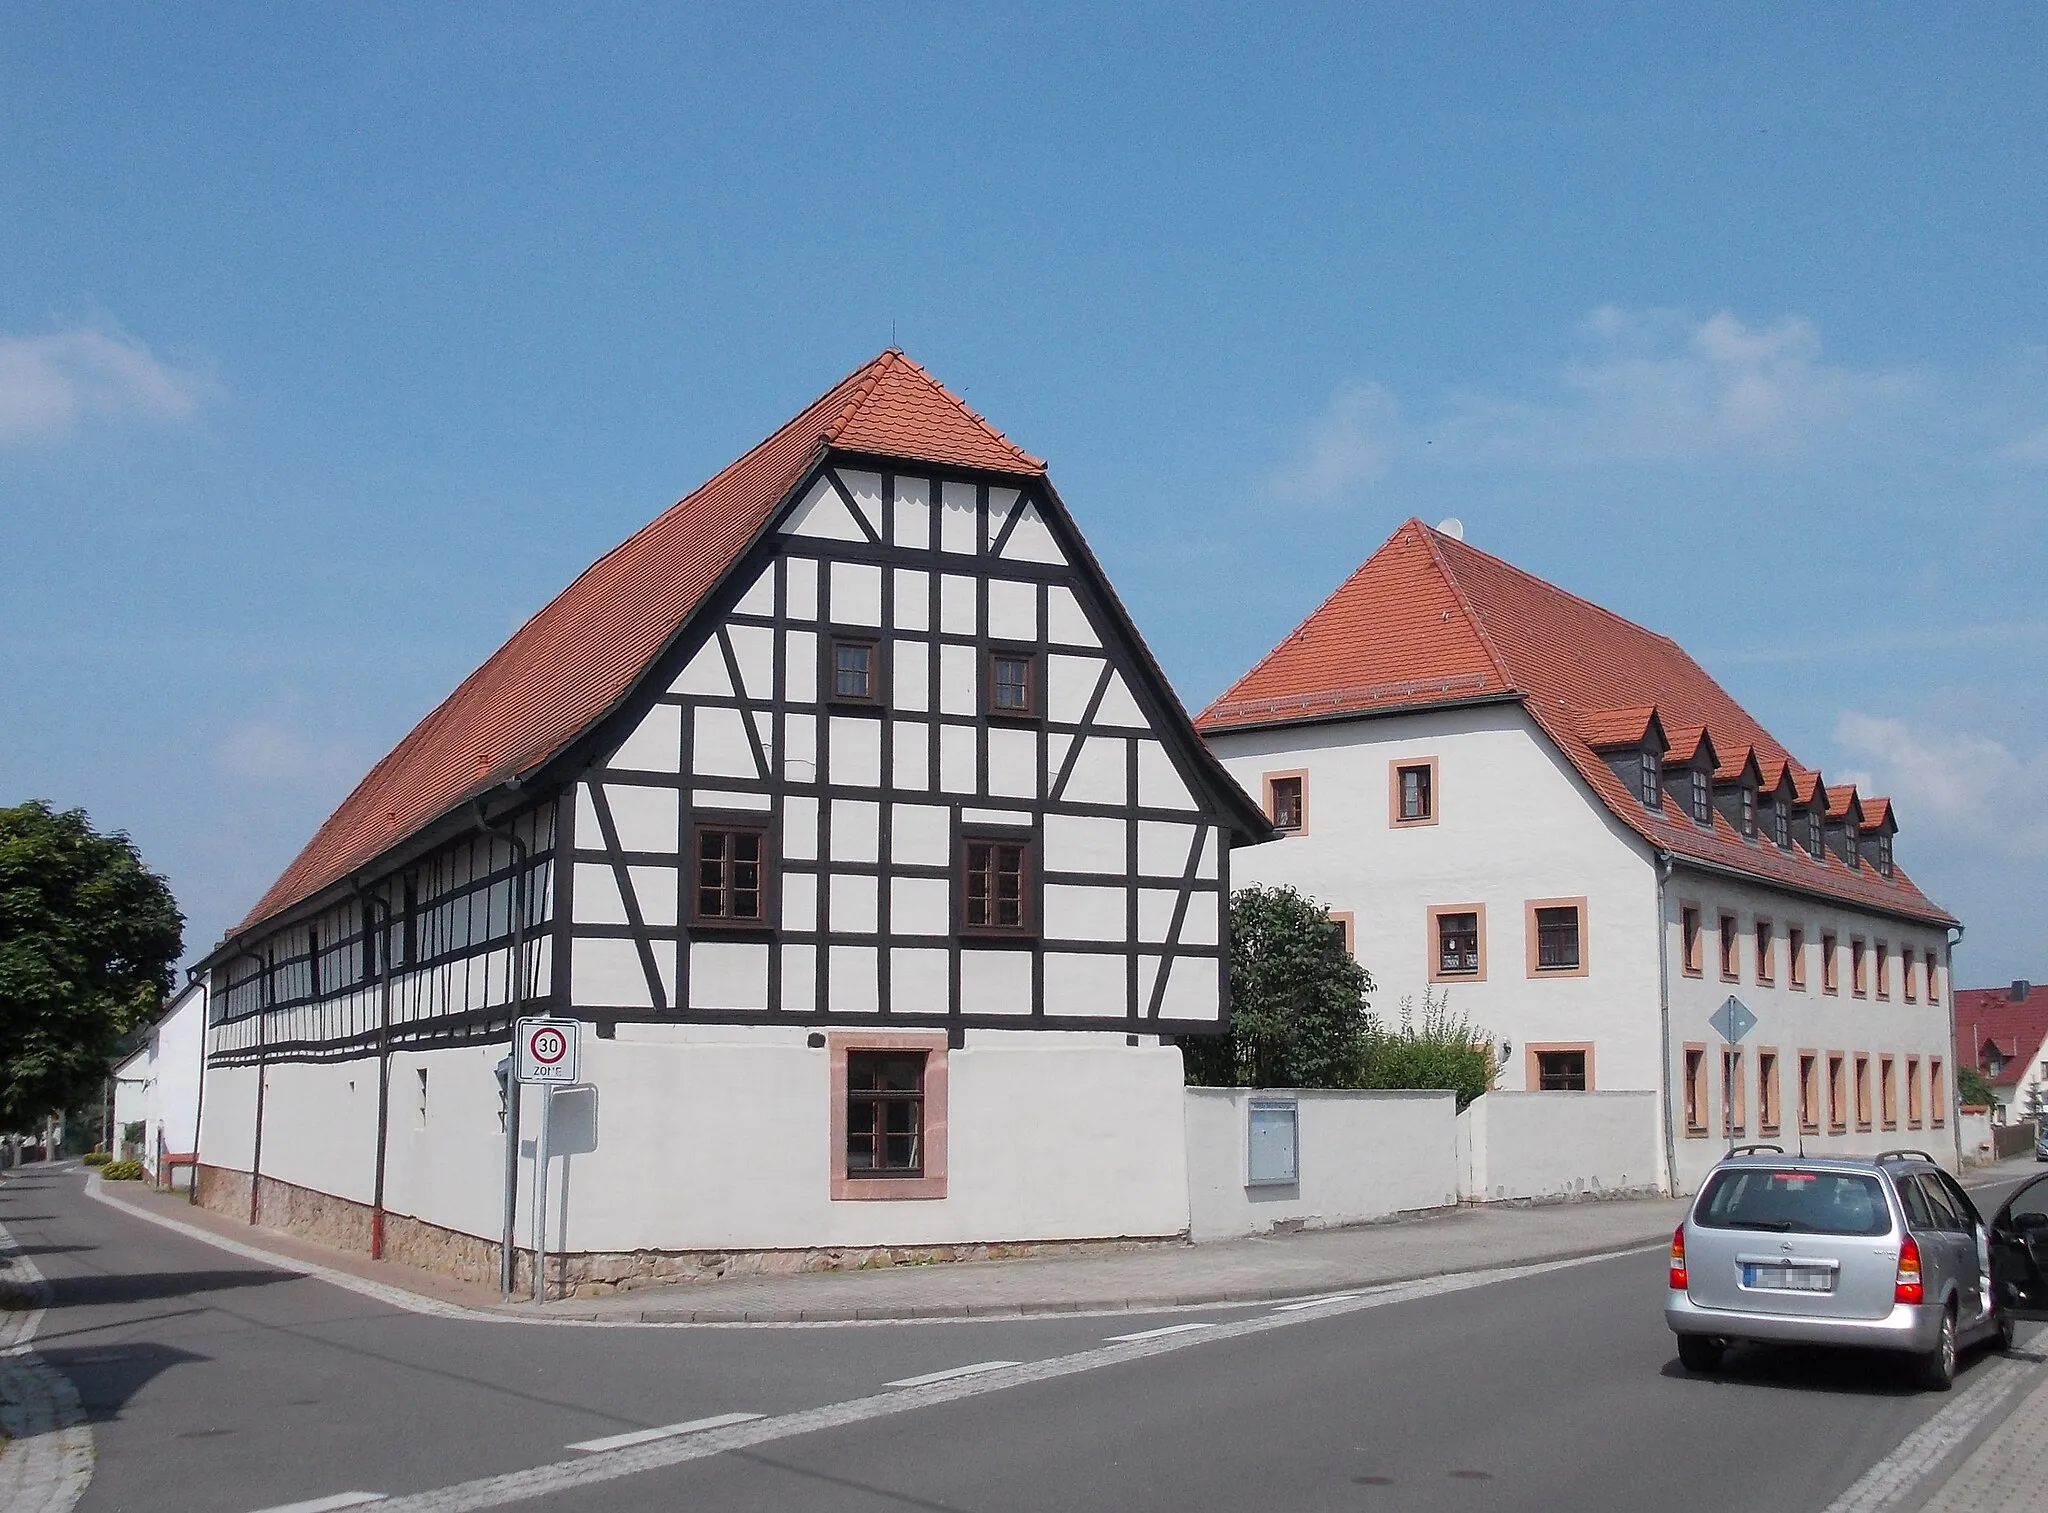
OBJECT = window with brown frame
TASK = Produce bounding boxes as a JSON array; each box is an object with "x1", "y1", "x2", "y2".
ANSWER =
[
  {"x1": 1395, "y1": 762, "x2": 1434, "y2": 823},
  {"x1": 1828, "y1": 1053, "x2": 1847, "y2": 1132},
  {"x1": 1926, "y1": 950, "x2": 1941, "y2": 1004},
  {"x1": 960, "y1": 837, "x2": 1030, "y2": 932},
  {"x1": 1798, "y1": 1052, "x2": 1820, "y2": 1134},
  {"x1": 1851, "y1": 937, "x2": 1868, "y2": 998},
  {"x1": 830, "y1": 636, "x2": 879, "y2": 704},
  {"x1": 1534, "y1": 904, "x2": 1582, "y2": 972},
  {"x1": 1681, "y1": 905, "x2": 1703, "y2": 977},
  {"x1": 1788, "y1": 926, "x2": 1807, "y2": 990},
  {"x1": 1684, "y1": 1046, "x2": 1708, "y2": 1135},
  {"x1": 844, "y1": 1051, "x2": 926, "y2": 1177},
  {"x1": 1723, "y1": 1047, "x2": 1747, "y2": 1137},
  {"x1": 1880, "y1": 1055, "x2": 1897, "y2": 1130},
  {"x1": 1906, "y1": 1056, "x2": 1923, "y2": 1127},
  {"x1": 1719, "y1": 912, "x2": 1740, "y2": 981},
  {"x1": 1875, "y1": 941, "x2": 1891, "y2": 1000},
  {"x1": 1903, "y1": 950, "x2": 1918, "y2": 1002},
  {"x1": 1536, "y1": 1049, "x2": 1588, "y2": 1091},
  {"x1": 1930, "y1": 1057, "x2": 1946, "y2": 1126},
  {"x1": 1822, "y1": 933, "x2": 1839, "y2": 994},
  {"x1": 1267, "y1": 774, "x2": 1305, "y2": 834},
  {"x1": 694, "y1": 824, "x2": 768, "y2": 923},
  {"x1": 1758, "y1": 1049, "x2": 1780, "y2": 1134},
  {"x1": 1436, "y1": 911, "x2": 1480, "y2": 976},
  {"x1": 1855, "y1": 1054, "x2": 1872, "y2": 1130},
  {"x1": 986, "y1": 649, "x2": 1038, "y2": 717},
  {"x1": 1754, "y1": 918, "x2": 1774, "y2": 984}
]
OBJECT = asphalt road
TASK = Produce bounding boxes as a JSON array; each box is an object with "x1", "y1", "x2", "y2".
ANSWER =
[{"x1": 5, "y1": 1163, "x2": 2041, "y2": 1513}]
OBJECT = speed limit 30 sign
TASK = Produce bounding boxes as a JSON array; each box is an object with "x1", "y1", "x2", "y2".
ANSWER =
[{"x1": 515, "y1": 1017, "x2": 581, "y2": 1084}]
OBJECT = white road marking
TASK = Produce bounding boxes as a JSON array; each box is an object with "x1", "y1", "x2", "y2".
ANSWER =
[
  {"x1": 350, "y1": 1245, "x2": 1661, "y2": 1512},
  {"x1": 247, "y1": 1495, "x2": 387, "y2": 1513},
  {"x1": 566, "y1": 1412, "x2": 765, "y2": 1453},
  {"x1": 0, "y1": 1185, "x2": 94, "y2": 1513},
  {"x1": 1271, "y1": 1294, "x2": 1360, "y2": 1312},
  {"x1": 884, "y1": 1360, "x2": 1020, "y2": 1388},
  {"x1": 1104, "y1": 1322, "x2": 1212, "y2": 1342}
]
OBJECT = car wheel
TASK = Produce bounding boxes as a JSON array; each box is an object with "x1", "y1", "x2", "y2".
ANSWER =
[
  {"x1": 1915, "y1": 1309, "x2": 1958, "y2": 1392},
  {"x1": 1676, "y1": 1335, "x2": 1724, "y2": 1373}
]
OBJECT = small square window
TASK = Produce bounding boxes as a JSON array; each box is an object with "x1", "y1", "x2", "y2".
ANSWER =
[
  {"x1": 1398, "y1": 763, "x2": 1432, "y2": 822},
  {"x1": 988, "y1": 651, "x2": 1036, "y2": 715},
  {"x1": 694, "y1": 825, "x2": 768, "y2": 923},
  {"x1": 1534, "y1": 905, "x2": 1581, "y2": 971},
  {"x1": 845, "y1": 1051, "x2": 926, "y2": 1177},
  {"x1": 1536, "y1": 1049, "x2": 1587, "y2": 1091},
  {"x1": 831, "y1": 638, "x2": 878, "y2": 703},
  {"x1": 962, "y1": 837, "x2": 1031, "y2": 932},
  {"x1": 1268, "y1": 774, "x2": 1305, "y2": 833},
  {"x1": 1437, "y1": 911, "x2": 1480, "y2": 976}
]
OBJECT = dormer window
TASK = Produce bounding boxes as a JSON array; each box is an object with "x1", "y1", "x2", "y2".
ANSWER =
[
  {"x1": 1806, "y1": 811, "x2": 1825, "y2": 861},
  {"x1": 1639, "y1": 750, "x2": 1662, "y2": 809},
  {"x1": 1739, "y1": 785, "x2": 1756, "y2": 839},
  {"x1": 1771, "y1": 795, "x2": 1790, "y2": 848},
  {"x1": 1874, "y1": 832, "x2": 1893, "y2": 877},
  {"x1": 1689, "y1": 769, "x2": 1710, "y2": 825},
  {"x1": 1844, "y1": 825, "x2": 1859, "y2": 869}
]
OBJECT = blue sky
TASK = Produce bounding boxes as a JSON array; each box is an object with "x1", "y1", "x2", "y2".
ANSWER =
[{"x1": 3, "y1": 5, "x2": 2044, "y2": 983}]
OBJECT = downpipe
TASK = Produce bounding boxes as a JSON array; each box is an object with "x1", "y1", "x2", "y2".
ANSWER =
[
  {"x1": 1655, "y1": 849, "x2": 1679, "y2": 1196},
  {"x1": 1947, "y1": 923, "x2": 1965, "y2": 1171}
]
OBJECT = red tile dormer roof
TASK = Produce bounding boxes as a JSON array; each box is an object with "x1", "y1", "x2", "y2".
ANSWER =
[
  {"x1": 232, "y1": 350, "x2": 1045, "y2": 936},
  {"x1": 1197, "y1": 518, "x2": 1956, "y2": 927}
]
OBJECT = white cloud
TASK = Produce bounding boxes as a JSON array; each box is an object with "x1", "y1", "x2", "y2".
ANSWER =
[
  {"x1": 217, "y1": 720, "x2": 364, "y2": 792},
  {"x1": 1833, "y1": 711, "x2": 2048, "y2": 861},
  {"x1": 1264, "y1": 381, "x2": 1402, "y2": 502},
  {"x1": 0, "y1": 323, "x2": 213, "y2": 442},
  {"x1": 1994, "y1": 422, "x2": 2048, "y2": 465}
]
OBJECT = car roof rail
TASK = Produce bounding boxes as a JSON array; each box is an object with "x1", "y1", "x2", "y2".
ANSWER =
[
  {"x1": 1875, "y1": 1149, "x2": 1937, "y2": 1164},
  {"x1": 1728, "y1": 1143, "x2": 1784, "y2": 1156}
]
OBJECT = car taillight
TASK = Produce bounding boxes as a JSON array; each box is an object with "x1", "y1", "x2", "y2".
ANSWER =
[
  {"x1": 1895, "y1": 1234, "x2": 1925, "y2": 1305},
  {"x1": 1669, "y1": 1225, "x2": 1688, "y2": 1290}
]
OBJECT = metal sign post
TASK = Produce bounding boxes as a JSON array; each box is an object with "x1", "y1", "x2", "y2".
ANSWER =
[
  {"x1": 1708, "y1": 995, "x2": 1759, "y2": 1156},
  {"x1": 514, "y1": 1018, "x2": 580, "y2": 1303}
]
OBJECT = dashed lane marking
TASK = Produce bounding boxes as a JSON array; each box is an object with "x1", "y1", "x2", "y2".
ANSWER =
[
  {"x1": 1104, "y1": 1322, "x2": 1212, "y2": 1342},
  {"x1": 566, "y1": 1412, "x2": 765, "y2": 1453},
  {"x1": 1271, "y1": 1294, "x2": 1360, "y2": 1312},
  {"x1": 883, "y1": 1360, "x2": 1020, "y2": 1388},
  {"x1": 247, "y1": 1494, "x2": 387, "y2": 1513}
]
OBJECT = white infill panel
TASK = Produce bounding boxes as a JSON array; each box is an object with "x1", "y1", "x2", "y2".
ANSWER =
[
  {"x1": 987, "y1": 577, "x2": 1036, "y2": 642},
  {"x1": 630, "y1": 866, "x2": 679, "y2": 928},
  {"x1": 1157, "y1": 954, "x2": 1218, "y2": 1022},
  {"x1": 836, "y1": 469, "x2": 885, "y2": 539},
  {"x1": 573, "y1": 938, "x2": 654, "y2": 1010},
  {"x1": 939, "y1": 481, "x2": 977, "y2": 556},
  {"x1": 938, "y1": 574, "x2": 976, "y2": 636},
  {"x1": 960, "y1": 947, "x2": 1031, "y2": 1015},
  {"x1": 891, "y1": 803, "x2": 950, "y2": 866},
  {"x1": 893, "y1": 477, "x2": 932, "y2": 551},
  {"x1": 890, "y1": 875, "x2": 950, "y2": 936},
  {"x1": 827, "y1": 716, "x2": 882, "y2": 789},
  {"x1": 1046, "y1": 584, "x2": 1099, "y2": 647},
  {"x1": 986, "y1": 486, "x2": 1018, "y2": 550},
  {"x1": 890, "y1": 947, "x2": 949, "y2": 1013},
  {"x1": 892, "y1": 568, "x2": 930, "y2": 630},
  {"x1": 1138, "y1": 888, "x2": 1181, "y2": 944},
  {"x1": 1136, "y1": 740, "x2": 1195, "y2": 811},
  {"x1": 1194, "y1": 826, "x2": 1218, "y2": 880},
  {"x1": 694, "y1": 708, "x2": 761, "y2": 781},
  {"x1": 829, "y1": 945, "x2": 880, "y2": 1013},
  {"x1": 1136, "y1": 820, "x2": 1197, "y2": 877},
  {"x1": 1064, "y1": 737, "x2": 1128, "y2": 806},
  {"x1": 670, "y1": 643, "x2": 734, "y2": 699},
  {"x1": 610, "y1": 702, "x2": 682, "y2": 773},
  {"x1": 690, "y1": 941, "x2": 769, "y2": 1011},
  {"x1": 892, "y1": 640, "x2": 930, "y2": 712},
  {"x1": 1045, "y1": 884, "x2": 1128, "y2": 942},
  {"x1": 783, "y1": 477, "x2": 866, "y2": 541},
  {"x1": 1181, "y1": 893, "x2": 1219, "y2": 946},
  {"x1": 939, "y1": 724, "x2": 976, "y2": 794},
  {"x1": 831, "y1": 560, "x2": 883, "y2": 627},
  {"x1": 831, "y1": 799, "x2": 880, "y2": 862},
  {"x1": 938, "y1": 644, "x2": 977, "y2": 715},
  {"x1": 891, "y1": 721, "x2": 931, "y2": 790},
  {"x1": 780, "y1": 943, "x2": 815, "y2": 1012},
  {"x1": 605, "y1": 784, "x2": 681, "y2": 852},
  {"x1": 781, "y1": 713, "x2": 817, "y2": 782},
  {"x1": 574, "y1": 863, "x2": 628, "y2": 926},
  {"x1": 828, "y1": 873, "x2": 879, "y2": 934},
  {"x1": 1093, "y1": 671, "x2": 1149, "y2": 731},
  {"x1": 987, "y1": 726, "x2": 1037, "y2": 799},
  {"x1": 780, "y1": 871, "x2": 817, "y2": 933},
  {"x1": 1045, "y1": 951, "x2": 1127, "y2": 1017},
  {"x1": 1045, "y1": 813, "x2": 1127, "y2": 875},
  {"x1": 786, "y1": 558, "x2": 818, "y2": 622},
  {"x1": 782, "y1": 796, "x2": 819, "y2": 860},
  {"x1": 998, "y1": 502, "x2": 1064, "y2": 564},
  {"x1": 733, "y1": 566, "x2": 774, "y2": 617},
  {"x1": 727, "y1": 624, "x2": 775, "y2": 700},
  {"x1": 1048, "y1": 654, "x2": 1103, "y2": 724},
  {"x1": 784, "y1": 629, "x2": 817, "y2": 703}
]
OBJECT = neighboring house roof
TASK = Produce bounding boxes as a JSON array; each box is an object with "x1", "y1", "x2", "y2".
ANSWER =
[
  {"x1": 1196, "y1": 517, "x2": 1956, "y2": 927},
  {"x1": 1957, "y1": 985, "x2": 2048, "y2": 1087},
  {"x1": 225, "y1": 350, "x2": 1259, "y2": 947}
]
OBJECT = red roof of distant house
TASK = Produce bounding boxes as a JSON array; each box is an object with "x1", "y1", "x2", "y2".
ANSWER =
[
  {"x1": 1197, "y1": 518, "x2": 1954, "y2": 926},
  {"x1": 233, "y1": 351, "x2": 1044, "y2": 934},
  {"x1": 1956, "y1": 985, "x2": 2048, "y2": 1085}
]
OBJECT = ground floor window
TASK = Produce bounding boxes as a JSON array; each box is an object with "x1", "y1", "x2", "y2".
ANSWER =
[
  {"x1": 829, "y1": 1032, "x2": 949, "y2": 1201},
  {"x1": 1528, "y1": 1042, "x2": 1593, "y2": 1091},
  {"x1": 1757, "y1": 1049, "x2": 1780, "y2": 1134},
  {"x1": 1798, "y1": 1052, "x2": 1820, "y2": 1134},
  {"x1": 1828, "y1": 1053, "x2": 1847, "y2": 1132},
  {"x1": 1684, "y1": 1046, "x2": 1708, "y2": 1135},
  {"x1": 1855, "y1": 1054, "x2": 1873, "y2": 1131},
  {"x1": 1930, "y1": 1058, "x2": 1946, "y2": 1127},
  {"x1": 1907, "y1": 1056, "x2": 1923, "y2": 1127}
]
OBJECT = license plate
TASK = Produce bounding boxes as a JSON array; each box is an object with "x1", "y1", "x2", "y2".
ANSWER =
[{"x1": 1743, "y1": 1264, "x2": 1834, "y2": 1292}]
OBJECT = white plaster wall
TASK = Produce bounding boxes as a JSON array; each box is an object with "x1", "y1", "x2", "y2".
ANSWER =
[
  {"x1": 383, "y1": 1043, "x2": 531, "y2": 1247},
  {"x1": 1182, "y1": 1088, "x2": 1459, "y2": 1241},
  {"x1": 197, "y1": 1061, "x2": 260, "y2": 1171},
  {"x1": 155, "y1": 986, "x2": 207, "y2": 1159},
  {"x1": 1958, "y1": 1108, "x2": 1995, "y2": 1166},
  {"x1": 254, "y1": 1059, "x2": 381, "y2": 1205},
  {"x1": 1455, "y1": 1091, "x2": 1660, "y2": 1202},
  {"x1": 1210, "y1": 705, "x2": 1662, "y2": 1093},
  {"x1": 111, "y1": 1056, "x2": 149, "y2": 1155}
]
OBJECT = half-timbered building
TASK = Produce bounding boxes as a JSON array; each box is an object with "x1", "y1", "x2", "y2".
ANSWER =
[{"x1": 193, "y1": 352, "x2": 1269, "y2": 1290}]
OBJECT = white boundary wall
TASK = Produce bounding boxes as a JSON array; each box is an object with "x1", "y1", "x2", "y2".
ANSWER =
[
  {"x1": 1184, "y1": 1088, "x2": 1458, "y2": 1241},
  {"x1": 1455, "y1": 1091, "x2": 1659, "y2": 1202}
]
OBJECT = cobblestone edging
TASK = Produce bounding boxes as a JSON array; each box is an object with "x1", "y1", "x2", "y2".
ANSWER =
[{"x1": 0, "y1": 1178, "x2": 94, "y2": 1513}]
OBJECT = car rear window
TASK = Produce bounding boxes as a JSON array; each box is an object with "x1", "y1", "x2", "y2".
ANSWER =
[{"x1": 1694, "y1": 1169, "x2": 1893, "y2": 1236}]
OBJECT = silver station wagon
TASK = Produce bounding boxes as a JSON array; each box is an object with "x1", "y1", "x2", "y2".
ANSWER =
[{"x1": 1666, "y1": 1149, "x2": 2048, "y2": 1390}]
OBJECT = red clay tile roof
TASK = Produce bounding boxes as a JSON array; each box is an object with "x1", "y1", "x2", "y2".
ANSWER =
[
  {"x1": 1825, "y1": 784, "x2": 1864, "y2": 822},
  {"x1": 1577, "y1": 706, "x2": 1661, "y2": 750},
  {"x1": 1664, "y1": 724, "x2": 1714, "y2": 768},
  {"x1": 1956, "y1": 986, "x2": 2048, "y2": 1083},
  {"x1": 1197, "y1": 517, "x2": 1957, "y2": 927},
  {"x1": 233, "y1": 350, "x2": 1043, "y2": 935},
  {"x1": 1860, "y1": 795, "x2": 1895, "y2": 831}
]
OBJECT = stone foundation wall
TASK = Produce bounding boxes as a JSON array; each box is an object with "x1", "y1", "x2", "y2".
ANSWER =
[{"x1": 190, "y1": 1164, "x2": 1178, "y2": 1299}]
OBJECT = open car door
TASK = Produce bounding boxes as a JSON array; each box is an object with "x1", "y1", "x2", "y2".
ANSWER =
[{"x1": 1990, "y1": 1172, "x2": 2048, "y2": 1320}]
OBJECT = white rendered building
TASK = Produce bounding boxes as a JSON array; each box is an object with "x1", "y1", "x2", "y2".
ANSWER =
[
  {"x1": 192, "y1": 352, "x2": 1268, "y2": 1288},
  {"x1": 1199, "y1": 519, "x2": 1962, "y2": 1193},
  {"x1": 110, "y1": 977, "x2": 208, "y2": 1183}
]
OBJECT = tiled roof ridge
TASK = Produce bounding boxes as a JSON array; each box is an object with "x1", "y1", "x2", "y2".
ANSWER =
[
  {"x1": 1413, "y1": 520, "x2": 1517, "y2": 692},
  {"x1": 822, "y1": 348, "x2": 1046, "y2": 474}
]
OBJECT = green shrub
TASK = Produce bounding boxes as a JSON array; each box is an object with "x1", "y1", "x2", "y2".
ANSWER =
[
  {"x1": 100, "y1": 1159, "x2": 145, "y2": 1181},
  {"x1": 81, "y1": 1151, "x2": 111, "y2": 1166},
  {"x1": 1358, "y1": 989, "x2": 1496, "y2": 1111}
]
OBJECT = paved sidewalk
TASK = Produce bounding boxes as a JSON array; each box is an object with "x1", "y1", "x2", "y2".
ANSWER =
[{"x1": 1921, "y1": 1361, "x2": 2048, "y2": 1513}]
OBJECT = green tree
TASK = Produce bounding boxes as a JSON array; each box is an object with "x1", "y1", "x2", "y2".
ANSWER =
[
  {"x1": 1957, "y1": 1064, "x2": 1996, "y2": 1110},
  {"x1": 0, "y1": 801, "x2": 183, "y2": 1127},
  {"x1": 1183, "y1": 885, "x2": 1374, "y2": 1089}
]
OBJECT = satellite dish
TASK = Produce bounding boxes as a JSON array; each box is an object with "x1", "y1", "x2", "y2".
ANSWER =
[{"x1": 1437, "y1": 517, "x2": 1465, "y2": 541}]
